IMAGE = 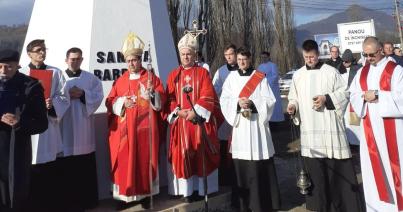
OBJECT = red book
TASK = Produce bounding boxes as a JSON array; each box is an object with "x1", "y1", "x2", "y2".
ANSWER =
[{"x1": 29, "y1": 69, "x2": 53, "y2": 99}]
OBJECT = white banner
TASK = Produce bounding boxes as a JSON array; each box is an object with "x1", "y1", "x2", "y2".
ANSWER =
[{"x1": 337, "y1": 19, "x2": 376, "y2": 53}]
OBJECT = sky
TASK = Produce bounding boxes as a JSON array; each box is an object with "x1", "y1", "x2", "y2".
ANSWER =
[
  {"x1": 0, "y1": 0, "x2": 397, "y2": 26},
  {"x1": 0, "y1": 0, "x2": 34, "y2": 26},
  {"x1": 292, "y1": 0, "x2": 396, "y2": 25}
]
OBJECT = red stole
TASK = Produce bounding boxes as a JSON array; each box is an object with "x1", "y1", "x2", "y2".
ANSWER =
[
  {"x1": 239, "y1": 70, "x2": 265, "y2": 98},
  {"x1": 359, "y1": 61, "x2": 403, "y2": 209}
]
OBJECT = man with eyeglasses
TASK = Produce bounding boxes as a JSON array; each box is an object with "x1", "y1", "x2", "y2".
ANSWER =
[
  {"x1": 325, "y1": 46, "x2": 347, "y2": 74},
  {"x1": 383, "y1": 41, "x2": 403, "y2": 66},
  {"x1": 287, "y1": 40, "x2": 363, "y2": 212},
  {"x1": 350, "y1": 36, "x2": 403, "y2": 211},
  {"x1": 19, "y1": 39, "x2": 69, "y2": 211}
]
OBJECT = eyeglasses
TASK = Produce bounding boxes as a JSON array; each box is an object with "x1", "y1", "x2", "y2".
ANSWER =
[
  {"x1": 343, "y1": 61, "x2": 351, "y2": 63},
  {"x1": 362, "y1": 50, "x2": 379, "y2": 58},
  {"x1": 30, "y1": 48, "x2": 47, "y2": 53}
]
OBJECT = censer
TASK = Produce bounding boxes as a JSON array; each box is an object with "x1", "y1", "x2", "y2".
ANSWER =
[
  {"x1": 290, "y1": 114, "x2": 312, "y2": 195},
  {"x1": 241, "y1": 108, "x2": 252, "y2": 118},
  {"x1": 296, "y1": 169, "x2": 311, "y2": 195}
]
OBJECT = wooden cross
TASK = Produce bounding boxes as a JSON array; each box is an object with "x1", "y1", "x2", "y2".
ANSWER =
[{"x1": 184, "y1": 20, "x2": 207, "y2": 38}]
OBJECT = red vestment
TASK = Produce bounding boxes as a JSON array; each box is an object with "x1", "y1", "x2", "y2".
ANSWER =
[
  {"x1": 106, "y1": 69, "x2": 166, "y2": 197},
  {"x1": 166, "y1": 65, "x2": 223, "y2": 179}
]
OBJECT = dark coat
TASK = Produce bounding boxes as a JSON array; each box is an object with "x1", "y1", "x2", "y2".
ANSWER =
[
  {"x1": 0, "y1": 72, "x2": 48, "y2": 209},
  {"x1": 389, "y1": 54, "x2": 403, "y2": 67},
  {"x1": 347, "y1": 63, "x2": 362, "y2": 87},
  {"x1": 325, "y1": 57, "x2": 347, "y2": 74}
]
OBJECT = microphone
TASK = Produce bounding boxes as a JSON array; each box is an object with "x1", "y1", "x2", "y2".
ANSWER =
[{"x1": 182, "y1": 85, "x2": 193, "y2": 93}]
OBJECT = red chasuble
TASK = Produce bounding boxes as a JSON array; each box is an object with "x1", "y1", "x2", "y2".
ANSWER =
[
  {"x1": 106, "y1": 69, "x2": 166, "y2": 196},
  {"x1": 166, "y1": 65, "x2": 223, "y2": 179}
]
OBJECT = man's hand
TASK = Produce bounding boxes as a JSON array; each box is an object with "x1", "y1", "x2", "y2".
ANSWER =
[
  {"x1": 69, "y1": 86, "x2": 84, "y2": 99},
  {"x1": 1, "y1": 113, "x2": 19, "y2": 127},
  {"x1": 124, "y1": 98, "x2": 135, "y2": 108},
  {"x1": 186, "y1": 110, "x2": 196, "y2": 121},
  {"x1": 363, "y1": 90, "x2": 378, "y2": 103},
  {"x1": 45, "y1": 98, "x2": 53, "y2": 109},
  {"x1": 238, "y1": 97, "x2": 251, "y2": 109},
  {"x1": 177, "y1": 109, "x2": 190, "y2": 119},
  {"x1": 287, "y1": 104, "x2": 296, "y2": 115},
  {"x1": 312, "y1": 95, "x2": 326, "y2": 110},
  {"x1": 146, "y1": 80, "x2": 154, "y2": 93}
]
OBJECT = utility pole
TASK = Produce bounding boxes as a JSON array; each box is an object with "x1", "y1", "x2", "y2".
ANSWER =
[{"x1": 395, "y1": 0, "x2": 403, "y2": 46}]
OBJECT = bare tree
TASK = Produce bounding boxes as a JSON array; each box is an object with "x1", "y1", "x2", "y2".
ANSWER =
[
  {"x1": 197, "y1": 0, "x2": 208, "y2": 55},
  {"x1": 271, "y1": 0, "x2": 300, "y2": 74},
  {"x1": 166, "y1": 0, "x2": 299, "y2": 75},
  {"x1": 181, "y1": 0, "x2": 193, "y2": 30},
  {"x1": 283, "y1": 0, "x2": 301, "y2": 70},
  {"x1": 205, "y1": 0, "x2": 239, "y2": 72},
  {"x1": 167, "y1": 0, "x2": 181, "y2": 47}
]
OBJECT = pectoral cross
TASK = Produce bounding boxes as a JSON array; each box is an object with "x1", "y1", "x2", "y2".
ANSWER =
[{"x1": 184, "y1": 20, "x2": 207, "y2": 38}]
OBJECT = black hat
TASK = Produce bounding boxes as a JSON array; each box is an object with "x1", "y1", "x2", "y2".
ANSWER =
[
  {"x1": 342, "y1": 49, "x2": 354, "y2": 62},
  {"x1": 0, "y1": 49, "x2": 20, "y2": 63}
]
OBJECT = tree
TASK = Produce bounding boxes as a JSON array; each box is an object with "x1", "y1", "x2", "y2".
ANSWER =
[{"x1": 166, "y1": 0, "x2": 300, "y2": 75}]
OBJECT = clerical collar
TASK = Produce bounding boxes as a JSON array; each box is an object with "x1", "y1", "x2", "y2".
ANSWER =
[
  {"x1": 306, "y1": 61, "x2": 323, "y2": 70},
  {"x1": 129, "y1": 72, "x2": 140, "y2": 80},
  {"x1": 227, "y1": 63, "x2": 238, "y2": 71},
  {"x1": 181, "y1": 63, "x2": 197, "y2": 70},
  {"x1": 66, "y1": 69, "x2": 82, "y2": 78},
  {"x1": 238, "y1": 67, "x2": 254, "y2": 76},
  {"x1": 29, "y1": 63, "x2": 47, "y2": 70},
  {"x1": 129, "y1": 69, "x2": 146, "y2": 80}
]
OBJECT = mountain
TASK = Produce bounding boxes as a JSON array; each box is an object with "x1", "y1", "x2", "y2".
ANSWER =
[
  {"x1": 0, "y1": 24, "x2": 28, "y2": 52},
  {"x1": 296, "y1": 5, "x2": 399, "y2": 45}
]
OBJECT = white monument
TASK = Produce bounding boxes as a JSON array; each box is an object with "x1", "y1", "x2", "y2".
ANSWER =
[{"x1": 20, "y1": 0, "x2": 178, "y2": 198}]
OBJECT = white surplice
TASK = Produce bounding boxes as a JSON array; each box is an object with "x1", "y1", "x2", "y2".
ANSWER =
[
  {"x1": 220, "y1": 70, "x2": 276, "y2": 160},
  {"x1": 212, "y1": 64, "x2": 233, "y2": 141},
  {"x1": 350, "y1": 57, "x2": 403, "y2": 212},
  {"x1": 60, "y1": 70, "x2": 103, "y2": 156},
  {"x1": 288, "y1": 63, "x2": 350, "y2": 159},
  {"x1": 341, "y1": 68, "x2": 362, "y2": 145},
  {"x1": 20, "y1": 66, "x2": 70, "y2": 164}
]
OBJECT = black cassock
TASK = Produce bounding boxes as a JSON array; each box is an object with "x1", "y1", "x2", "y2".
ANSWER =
[{"x1": 0, "y1": 72, "x2": 47, "y2": 210}]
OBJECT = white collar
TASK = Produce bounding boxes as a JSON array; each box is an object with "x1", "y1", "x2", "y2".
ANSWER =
[
  {"x1": 129, "y1": 72, "x2": 140, "y2": 80},
  {"x1": 371, "y1": 57, "x2": 387, "y2": 67}
]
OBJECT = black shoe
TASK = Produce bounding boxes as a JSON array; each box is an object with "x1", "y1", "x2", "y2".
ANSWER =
[
  {"x1": 192, "y1": 195, "x2": 204, "y2": 202},
  {"x1": 184, "y1": 196, "x2": 193, "y2": 203},
  {"x1": 141, "y1": 197, "x2": 151, "y2": 209},
  {"x1": 115, "y1": 201, "x2": 127, "y2": 210}
]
